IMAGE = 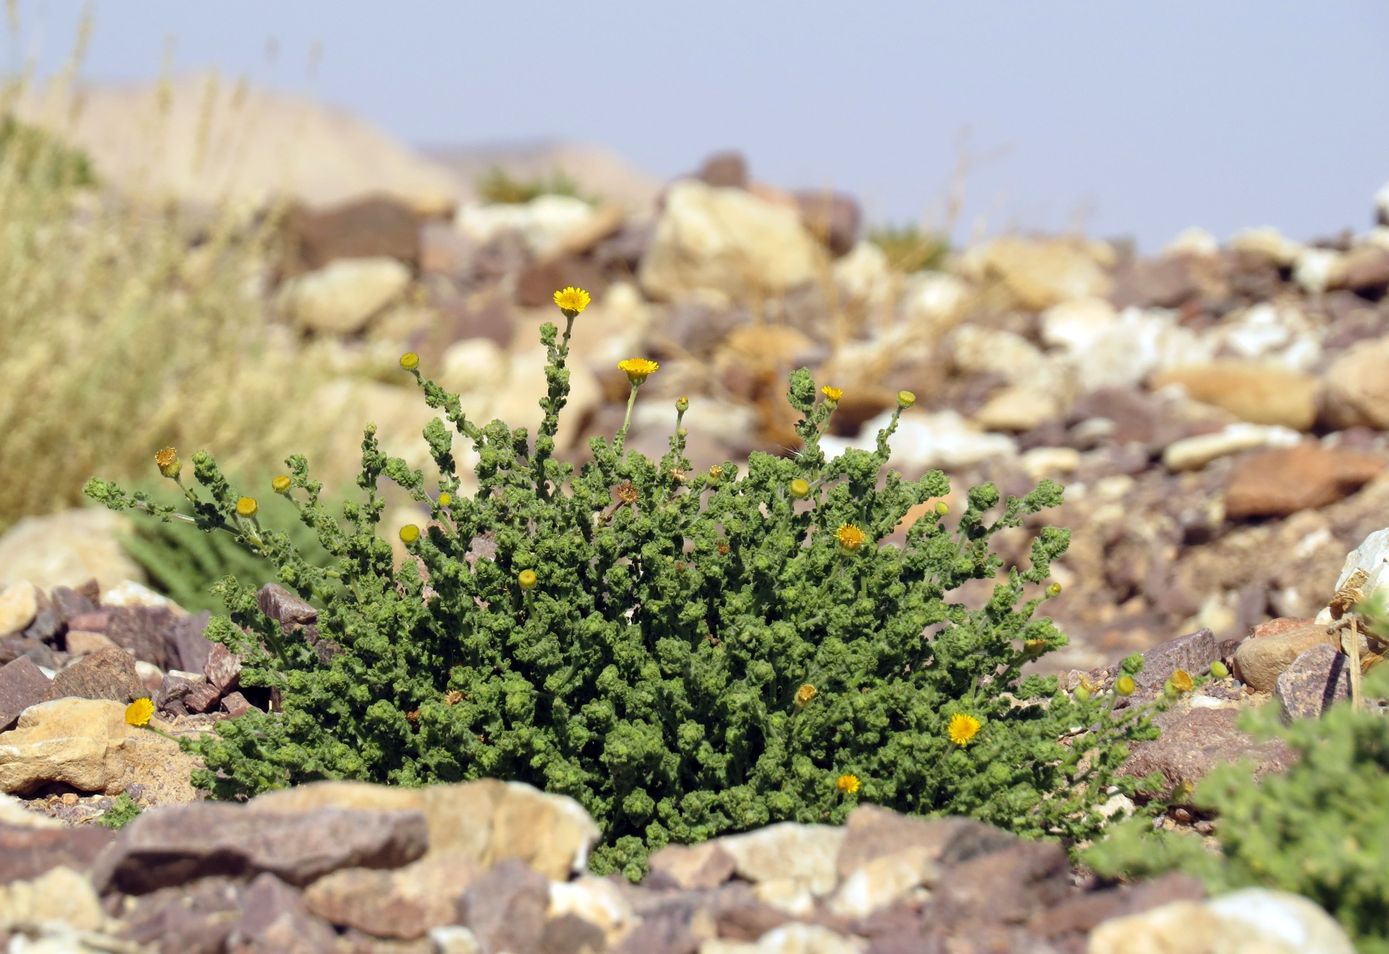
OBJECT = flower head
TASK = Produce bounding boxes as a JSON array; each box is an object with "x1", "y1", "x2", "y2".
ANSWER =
[
  {"x1": 788, "y1": 478, "x2": 811, "y2": 500},
  {"x1": 235, "y1": 496, "x2": 258, "y2": 518},
  {"x1": 553, "y1": 286, "x2": 591, "y2": 318},
  {"x1": 271, "y1": 475, "x2": 292, "y2": 494},
  {"x1": 1168, "y1": 669, "x2": 1194, "y2": 693},
  {"x1": 125, "y1": 697, "x2": 154, "y2": 727},
  {"x1": 821, "y1": 386, "x2": 843, "y2": 403},
  {"x1": 675, "y1": 396, "x2": 689, "y2": 413},
  {"x1": 835, "y1": 523, "x2": 866, "y2": 553},
  {"x1": 618, "y1": 357, "x2": 660, "y2": 386},
  {"x1": 1047, "y1": 582, "x2": 1063, "y2": 597},
  {"x1": 836, "y1": 773, "x2": 861, "y2": 795},
  {"x1": 707, "y1": 465, "x2": 724, "y2": 483},
  {"x1": 897, "y1": 390, "x2": 916, "y2": 408},
  {"x1": 155, "y1": 446, "x2": 180, "y2": 479},
  {"x1": 948, "y1": 712, "x2": 982, "y2": 747},
  {"x1": 399, "y1": 352, "x2": 420, "y2": 371},
  {"x1": 794, "y1": 683, "x2": 817, "y2": 708},
  {"x1": 437, "y1": 492, "x2": 452, "y2": 508},
  {"x1": 1115, "y1": 674, "x2": 1136, "y2": 696},
  {"x1": 518, "y1": 569, "x2": 538, "y2": 590},
  {"x1": 399, "y1": 524, "x2": 421, "y2": 544},
  {"x1": 935, "y1": 501, "x2": 949, "y2": 516}
]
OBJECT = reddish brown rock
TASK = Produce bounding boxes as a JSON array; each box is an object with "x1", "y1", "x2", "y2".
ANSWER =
[
  {"x1": 1276, "y1": 643, "x2": 1354, "y2": 720},
  {"x1": 281, "y1": 195, "x2": 424, "y2": 278},
  {"x1": 224, "y1": 872, "x2": 339, "y2": 954},
  {"x1": 0, "y1": 822, "x2": 115, "y2": 885},
  {"x1": 49, "y1": 646, "x2": 143, "y2": 704},
  {"x1": 455, "y1": 859, "x2": 550, "y2": 954},
  {"x1": 0, "y1": 657, "x2": 52, "y2": 730},
  {"x1": 1121, "y1": 705, "x2": 1296, "y2": 799},
  {"x1": 1224, "y1": 443, "x2": 1385, "y2": 519},
  {"x1": 1233, "y1": 618, "x2": 1332, "y2": 691}
]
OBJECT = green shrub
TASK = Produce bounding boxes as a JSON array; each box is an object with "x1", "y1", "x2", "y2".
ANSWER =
[
  {"x1": 475, "y1": 165, "x2": 597, "y2": 205},
  {"x1": 0, "y1": 113, "x2": 96, "y2": 190},
  {"x1": 1083, "y1": 663, "x2": 1389, "y2": 953},
  {"x1": 96, "y1": 792, "x2": 142, "y2": 830},
  {"x1": 86, "y1": 291, "x2": 1157, "y2": 879}
]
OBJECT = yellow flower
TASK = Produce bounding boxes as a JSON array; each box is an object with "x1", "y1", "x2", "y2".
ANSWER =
[
  {"x1": 399, "y1": 524, "x2": 421, "y2": 544},
  {"x1": 836, "y1": 773, "x2": 861, "y2": 795},
  {"x1": 935, "y1": 501, "x2": 949, "y2": 516},
  {"x1": 794, "y1": 683, "x2": 817, "y2": 708},
  {"x1": 835, "y1": 524, "x2": 866, "y2": 553},
  {"x1": 399, "y1": 352, "x2": 420, "y2": 371},
  {"x1": 437, "y1": 492, "x2": 452, "y2": 508},
  {"x1": 518, "y1": 569, "x2": 538, "y2": 590},
  {"x1": 897, "y1": 390, "x2": 916, "y2": 408},
  {"x1": 235, "y1": 496, "x2": 258, "y2": 518},
  {"x1": 707, "y1": 465, "x2": 724, "y2": 483},
  {"x1": 618, "y1": 357, "x2": 660, "y2": 385},
  {"x1": 155, "y1": 446, "x2": 180, "y2": 479},
  {"x1": 788, "y1": 478, "x2": 811, "y2": 500},
  {"x1": 1047, "y1": 582, "x2": 1062, "y2": 597},
  {"x1": 1169, "y1": 669, "x2": 1194, "y2": 693},
  {"x1": 125, "y1": 697, "x2": 154, "y2": 727},
  {"x1": 1115, "y1": 675, "x2": 1136, "y2": 696},
  {"x1": 821, "y1": 386, "x2": 843, "y2": 403},
  {"x1": 553, "y1": 286, "x2": 591, "y2": 317},
  {"x1": 271, "y1": 475, "x2": 292, "y2": 494},
  {"x1": 948, "y1": 712, "x2": 982, "y2": 747}
]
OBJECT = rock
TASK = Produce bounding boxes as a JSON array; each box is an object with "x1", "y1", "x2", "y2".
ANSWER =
[
  {"x1": 1149, "y1": 362, "x2": 1318, "y2": 431},
  {"x1": 700, "y1": 923, "x2": 868, "y2": 954},
  {"x1": 221, "y1": 691, "x2": 257, "y2": 719},
  {"x1": 0, "y1": 823, "x2": 114, "y2": 884},
  {"x1": 1109, "y1": 255, "x2": 1205, "y2": 309},
  {"x1": 102, "y1": 606, "x2": 181, "y2": 669},
  {"x1": 50, "y1": 646, "x2": 144, "y2": 704},
  {"x1": 49, "y1": 585, "x2": 98, "y2": 626},
  {"x1": 456, "y1": 195, "x2": 598, "y2": 256},
  {"x1": 303, "y1": 855, "x2": 480, "y2": 940},
  {"x1": 827, "y1": 846, "x2": 938, "y2": 919},
  {"x1": 1129, "y1": 629, "x2": 1219, "y2": 693},
  {"x1": 975, "y1": 385, "x2": 1065, "y2": 433},
  {"x1": 716, "y1": 823, "x2": 845, "y2": 896},
  {"x1": 0, "y1": 657, "x2": 52, "y2": 731},
  {"x1": 1315, "y1": 526, "x2": 1389, "y2": 628},
  {"x1": 639, "y1": 180, "x2": 823, "y2": 303},
  {"x1": 118, "y1": 877, "x2": 244, "y2": 954},
  {"x1": 248, "y1": 778, "x2": 600, "y2": 880},
  {"x1": 155, "y1": 671, "x2": 208, "y2": 717},
  {"x1": 832, "y1": 242, "x2": 894, "y2": 309},
  {"x1": 820, "y1": 409, "x2": 1015, "y2": 473},
  {"x1": 1233, "y1": 617, "x2": 1333, "y2": 691},
  {"x1": 93, "y1": 804, "x2": 429, "y2": 894},
  {"x1": 0, "y1": 698, "x2": 198, "y2": 804},
  {"x1": 1162, "y1": 423, "x2": 1302, "y2": 472},
  {"x1": 961, "y1": 235, "x2": 1112, "y2": 311},
  {"x1": 694, "y1": 151, "x2": 748, "y2": 189},
  {"x1": 204, "y1": 642, "x2": 242, "y2": 695},
  {"x1": 1275, "y1": 643, "x2": 1354, "y2": 721},
  {"x1": 0, "y1": 582, "x2": 39, "y2": 636},
  {"x1": 1215, "y1": 303, "x2": 1320, "y2": 370},
  {"x1": 930, "y1": 839, "x2": 1071, "y2": 932},
  {"x1": 438, "y1": 338, "x2": 510, "y2": 398},
  {"x1": 455, "y1": 859, "x2": 550, "y2": 954},
  {"x1": 548, "y1": 876, "x2": 636, "y2": 942},
  {"x1": 1122, "y1": 705, "x2": 1295, "y2": 799},
  {"x1": 1088, "y1": 887, "x2": 1356, "y2": 954},
  {"x1": 0, "y1": 509, "x2": 143, "y2": 593},
  {"x1": 1229, "y1": 227, "x2": 1303, "y2": 267},
  {"x1": 1338, "y1": 246, "x2": 1389, "y2": 294},
  {"x1": 1224, "y1": 444, "x2": 1385, "y2": 519},
  {"x1": 793, "y1": 190, "x2": 861, "y2": 257},
  {"x1": 277, "y1": 257, "x2": 412, "y2": 335},
  {"x1": 0, "y1": 866, "x2": 111, "y2": 934},
  {"x1": 897, "y1": 272, "x2": 973, "y2": 342},
  {"x1": 281, "y1": 195, "x2": 424, "y2": 277},
  {"x1": 1293, "y1": 246, "x2": 1343, "y2": 295},
  {"x1": 647, "y1": 841, "x2": 737, "y2": 890},
  {"x1": 163, "y1": 611, "x2": 214, "y2": 675},
  {"x1": 100, "y1": 580, "x2": 186, "y2": 613},
  {"x1": 64, "y1": 630, "x2": 119, "y2": 656},
  {"x1": 1040, "y1": 297, "x2": 1120, "y2": 354},
  {"x1": 1164, "y1": 227, "x2": 1220, "y2": 257},
  {"x1": 1323, "y1": 335, "x2": 1389, "y2": 429},
  {"x1": 1076, "y1": 307, "x2": 1213, "y2": 393},
  {"x1": 514, "y1": 251, "x2": 608, "y2": 308},
  {"x1": 949, "y1": 325, "x2": 1046, "y2": 381},
  {"x1": 224, "y1": 872, "x2": 340, "y2": 954}
]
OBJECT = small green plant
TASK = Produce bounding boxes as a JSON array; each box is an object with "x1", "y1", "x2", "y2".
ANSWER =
[
  {"x1": 475, "y1": 165, "x2": 597, "y2": 205},
  {"x1": 87, "y1": 286, "x2": 1157, "y2": 879},
  {"x1": 867, "y1": 224, "x2": 951, "y2": 273},
  {"x1": 1083, "y1": 663, "x2": 1389, "y2": 953},
  {"x1": 0, "y1": 114, "x2": 96, "y2": 190},
  {"x1": 96, "y1": 792, "x2": 142, "y2": 830}
]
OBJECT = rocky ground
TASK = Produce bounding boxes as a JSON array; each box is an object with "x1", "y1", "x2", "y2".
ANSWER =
[{"x1": 3, "y1": 115, "x2": 1389, "y2": 950}]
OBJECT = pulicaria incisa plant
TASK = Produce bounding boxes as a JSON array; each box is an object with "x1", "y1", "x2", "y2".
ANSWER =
[{"x1": 86, "y1": 285, "x2": 1158, "y2": 879}]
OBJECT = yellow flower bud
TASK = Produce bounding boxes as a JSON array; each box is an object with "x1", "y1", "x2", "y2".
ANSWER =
[
  {"x1": 1115, "y1": 675, "x2": 1136, "y2": 696},
  {"x1": 708, "y1": 465, "x2": 724, "y2": 483},
  {"x1": 794, "y1": 683, "x2": 817, "y2": 708},
  {"x1": 935, "y1": 501, "x2": 949, "y2": 516},
  {"x1": 518, "y1": 569, "x2": 538, "y2": 590},
  {"x1": 788, "y1": 478, "x2": 811, "y2": 499},
  {"x1": 271, "y1": 475, "x2": 292, "y2": 494},
  {"x1": 1047, "y1": 582, "x2": 1062, "y2": 597},
  {"x1": 897, "y1": 390, "x2": 916, "y2": 408},
  {"x1": 437, "y1": 492, "x2": 452, "y2": 508},
  {"x1": 399, "y1": 352, "x2": 420, "y2": 371},
  {"x1": 155, "y1": 446, "x2": 180, "y2": 479},
  {"x1": 235, "y1": 496, "x2": 258, "y2": 518},
  {"x1": 675, "y1": 396, "x2": 689, "y2": 413},
  {"x1": 1210, "y1": 661, "x2": 1230, "y2": 679},
  {"x1": 399, "y1": 524, "x2": 421, "y2": 544}
]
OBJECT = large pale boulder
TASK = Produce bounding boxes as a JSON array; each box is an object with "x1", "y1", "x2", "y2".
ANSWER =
[
  {"x1": 0, "y1": 509, "x2": 144, "y2": 593},
  {"x1": 1149, "y1": 361, "x2": 1318, "y2": 430},
  {"x1": 277, "y1": 257, "x2": 412, "y2": 335},
  {"x1": 1088, "y1": 888, "x2": 1355, "y2": 954},
  {"x1": 639, "y1": 180, "x2": 824, "y2": 303},
  {"x1": 0, "y1": 698, "x2": 198, "y2": 803},
  {"x1": 455, "y1": 195, "x2": 598, "y2": 256},
  {"x1": 1323, "y1": 335, "x2": 1389, "y2": 430},
  {"x1": 959, "y1": 235, "x2": 1112, "y2": 311}
]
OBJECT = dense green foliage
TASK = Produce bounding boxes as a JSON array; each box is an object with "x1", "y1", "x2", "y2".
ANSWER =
[
  {"x1": 120, "y1": 479, "x2": 336, "y2": 614},
  {"x1": 96, "y1": 793, "x2": 142, "y2": 830},
  {"x1": 1084, "y1": 664, "x2": 1389, "y2": 953},
  {"x1": 87, "y1": 300, "x2": 1158, "y2": 878}
]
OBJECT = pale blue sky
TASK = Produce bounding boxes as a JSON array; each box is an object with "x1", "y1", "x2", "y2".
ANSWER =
[{"x1": 8, "y1": 0, "x2": 1388, "y2": 248}]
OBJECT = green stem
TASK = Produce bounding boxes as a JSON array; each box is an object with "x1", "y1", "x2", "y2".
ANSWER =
[{"x1": 615, "y1": 383, "x2": 640, "y2": 453}]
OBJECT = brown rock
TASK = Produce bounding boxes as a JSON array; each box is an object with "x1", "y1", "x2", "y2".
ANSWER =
[
  {"x1": 304, "y1": 855, "x2": 480, "y2": 940},
  {"x1": 1339, "y1": 246, "x2": 1389, "y2": 295},
  {"x1": 1028, "y1": 872, "x2": 1205, "y2": 944},
  {"x1": 225, "y1": 872, "x2": 339, "y2": 954},
  {"x1": 0, "y1": 822, "x2": 115, "y2": 885},
  {"x1": 1110, "y1": 255, "x2": 1205, "y2": 309},
  {"x1": 1275, "y1": 643, "x2": 1354, "y2": 720},
  {"x1": 695, "y1": 151, "x2": 748, "y2": 189},
  {"x1": 63, "y1": 630, "x2": 119, "y2": 656},
  {"x1": 256, "y1": 584, "x2": 318, "y2": 626},
  {"x1": 118, "y1": 876, "x2": 244, "y2": 954},
  {"x1": 837, "y1": 806, "x2": 1019, "y2": 879},
  {"x1": 203, "y1": 642, "x2": 241, "y2": 695},
  {"x1": 164, "y1": 611, "x2": 214, "y2": 674},
  {"x1": 648, "y1": 841, "x2": 737, "y2": 890},
  {"x1": 0, "y1": 657, "x2": 52, "y2": 731},
  {"x1": 221, "y1": 691, "x2": 258, "y2": 719},
  {"x1": 1224, "y1": 443, "x2": 1384, "y2": 519},
  {"x1": 1149, "y1": 362, "x2": 1318, "y2": 431},
  {"x1": 49, "y1": 646, "x2": 143, "y2": 703},
  {"x1": 1121, "y1": 705, "x2": 1296, "y2": 799},
  {"x1": 456, "y1": 859, "x2": 550, "y2": 954},
  {"x1": 515, "y1": 253, "x2": 608, "y2": 308},
  {"x1": 92, "y1": 804, "x2": 429, "y2": 894},
  {"x1": 281, "y1": 195, "x2": 424, "y2": 278},
  {"x1": 1233, "y1": 618, "x2": 1332, "y2": 691},
  {"x1": 794, "y1": 189, "x2": 861, "y2": 257},
  {"x1": 929, "y1": 839, "x2": 1070, "y2": 928},
  {"x1": 105, "y1": 606, "x2": 179, "y2": 668},
  {"x1": 1323, "y1": 335, "x2": 1389, "y2": 430}
]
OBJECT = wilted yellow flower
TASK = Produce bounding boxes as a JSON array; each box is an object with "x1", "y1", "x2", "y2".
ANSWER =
[
  {"x1": 897, "y1": 390, "x2": 916, "y2": 408},
  {"x1": 788, "y1": 478, "x2": 811, "y2": 500},
  {"x1": 235, "y1": 497, "x2": 258, "y2": 518},
  {"x1": 399, "y1": 524, "x2": 421, "y2": 544},
  {"x1": 948, "y1": 712, "x2": 982, "y2": 747},
  {"x1": 821, "y1": 386, "x2": 843, "y2": 402},
  {"x1": 1169, "y1": 669, "x2": 1194, "y2": 693},
  {"x1": 271, "y1": 475, "x2": 292, "y2": 494},
  {"x1": 708, "y1": 465, "x2": 724, "y2": 483},
  {"x1": 399, "y1": 352, "x2": 420, "y2": 371},
  {"x1": 618, "y1": 357, "x2": 660, "y2": 385},
  {"x1": 155, "y1": 446, "x2": 180, "y2": 479},
  {"x1": 836, "y1": 773, "x2": 861, "y2": 795},
  {"x1": 518, "y1": 569, "x2": 538, "y2": 590},
  {"x1": 835, "y1": 524, "x2": 866, "y2": 553},
  {"x1": 125, "y1": 697, "x2": 154, "y2": 727},
  {"x1": 794, "y1": 683, "x2": 817, "y2": 708},
  {"x1": 553, "y1": 286, "x2": 591, "y2": 317}
]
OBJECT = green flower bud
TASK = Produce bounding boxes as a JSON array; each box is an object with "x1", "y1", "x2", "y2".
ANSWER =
[
  {"x1": 518, "y1": 569, "x2": 538, "y2": 590},
  {"x1": 1210, "y1": 661, "x2": 1230, "y2": 679},
  {"x1": 675, "y1": 396, "x2": 689, "y2": 413},
  {"x1": 897, "y1": 390, "x2": 916, "y2": 408},
  {"x1": 399, "y1": 352, "x2": 420, "y2": 371}
]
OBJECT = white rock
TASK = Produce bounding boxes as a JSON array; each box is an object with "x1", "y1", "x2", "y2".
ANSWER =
[
  {"x1": 1315, "y1": 526, "x2": 1389, "y2": 625},
  {"x1": 700, "y1": 923, "x2": 868, "y2": 954},
  {"x1": 1293, "y1": 247, "x2": 1343, "y2": 295},
  {"x1": 715, "y1": 822, "x2": 845, "y2": 896},
  {"x1": 430, "y1": 925, "x2": 483, "y2": 954},
  {"x1": 1164, "y1": 226, "x2": 1220, "y2": 257},
  {"x1": 638, "y1": 180, "x2": 823, "y2": 302},
  {"x1": 975, "y1": 386, "x2": 1063, "y2": 433},
  {"x1": 1076, "y1": 307, "x2": 1213, "y2": 393},
  {"x1": 278, "y1": 257, "x2": 412, "y2": 335},
  {"x1": 1161, "y1": 423, "x2": 1302, "y2": 471},
  {"x1": 833, "y1": 241, "x2": 895, "y2": 309},
  {"x1": 455, "y1": 195, "x2": 597, "y2": 256},
  {"x1": 100, "y1": 580, "x2": 185, "y2": 614},
  {"x1": 828, "y1": 846, "x2": 938, "y2": 919},
  {"x1": 0, "y1": 792, "x2": 62, "y2": 829},
  {"x1": 1020, "y1": 447, "x2": 1082, "y2": 481},
  {"x1": 1216, "y1": 303, "x2": 1322, "y2": 371},
  {"x1": 1230, "y1": 227, "x2": 1303, "y2": 267},
  {"x1": 898, "y1": 272, "x2": 973, "y2": 342},
  {"x1": 0, "y1": 867, "x2": 111, "y2": 934},
  {"x1": 821, "y1": 410, "x2": 1016, "y2": 472},
  {"x1": 1040, "y1": 297, "x2": 1119, "y2": 354},
  {"x1": 0, "y1": 509, "x2": 144, "y2": 593},
  {"x1": 1205, "y1": 888, "x2": 1355, "y2": 954},
  {"x1": 439, "y1": 338, "x2": 509, "y2": 397},
  {"x1": 548, "y1": 877, "x2": 633, "y2": 937},
  {"x1": 948, "y1": 326, "x2": 1045, "y2": 380},
  {"x1": 0, "y1": 582, "x2": 39, "y2": 636},
  {"x1": 1366, "y1": 227, "x2": 1389, "y2": 252},
  {"x1": 1089, "y1": 888, "x2": 1355, "y2": 954}
]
